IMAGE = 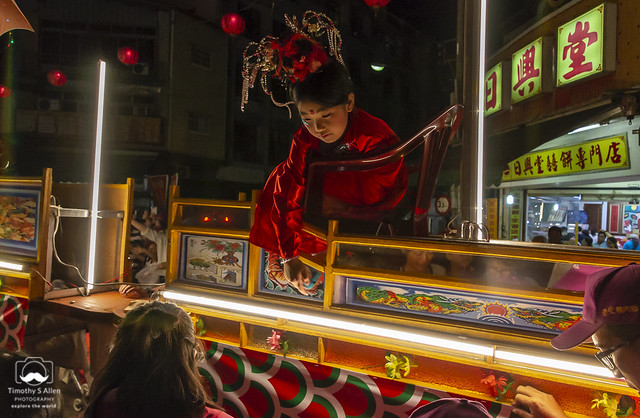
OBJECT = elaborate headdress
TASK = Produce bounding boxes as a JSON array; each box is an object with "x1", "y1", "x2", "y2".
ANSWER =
[{"x1": 241, "y1": 11, "x2": 344, "y2": 115}]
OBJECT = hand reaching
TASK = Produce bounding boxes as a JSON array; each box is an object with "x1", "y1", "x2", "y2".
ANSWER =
[
  {"x1": 283, "y1": 257, "x2": 312, "y2": 294},
  {"x1": 511, "y1": 386, "x2": 569, "y2": 418},
  {"x1": 119, "y1": 284, "x2": 147, "y2": 299}
]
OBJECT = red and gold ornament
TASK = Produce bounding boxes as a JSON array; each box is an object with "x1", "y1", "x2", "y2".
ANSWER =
[{"x1": 271, "y1": 34, "x2": 328, "y2": 83}]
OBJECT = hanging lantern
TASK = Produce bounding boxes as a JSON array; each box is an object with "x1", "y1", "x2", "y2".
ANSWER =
[
  {"x1": 221, "y1": 13, "x2": 245, "y2": 36},
  {"x1": 47, "y1": 69, "x2": 66, "y2": 87},
  {"x1": 364, "y1": 0, "x2": 390, "y2": 8},
  {"x1": 117, "y1": 46, "x2": 139, "y2": 65},
  {"x1": 0, "y1": 86, "x2": 10, "y2": 98}
]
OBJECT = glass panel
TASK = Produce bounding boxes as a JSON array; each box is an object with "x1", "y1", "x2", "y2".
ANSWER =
[{"x1": 336, "y1": 243, "x2": 614, "y2": 293}]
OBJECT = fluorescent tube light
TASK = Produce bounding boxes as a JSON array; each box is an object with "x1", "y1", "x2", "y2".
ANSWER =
[
  {"x1": 494, "y1": 349, "x2": 614, "y2": 378},
  {"x1": 0, "y1": 260, "x2": 23, "y2": 271},
  {"x1": 568, "y1": 123, "x2": 600, "y2": 135},
  {"x1": 163, "y1": 290, "x2": 617, "y2": 379},
  {"x1": 475, "y1": 0, "x2": 487, "y2": 226},
  {"x1": 162, "y1": 290, "x2": 493, "y2": 357},
  {"x1": 87, "y1": 60, "x2": 106, "y2": 293}
]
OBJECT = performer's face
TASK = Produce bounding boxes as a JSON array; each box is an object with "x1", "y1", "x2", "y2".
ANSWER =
[{"x1": 297, "y1": 93, "x2": 354, "y2": 143}]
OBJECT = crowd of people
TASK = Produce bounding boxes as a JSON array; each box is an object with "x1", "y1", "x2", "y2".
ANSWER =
[
  {"x1": 122, "y1": 207, "x2": 168, "y2": 298},
  {"x1": 544, "y1": 226, "x2": 639, "y2": 250}
]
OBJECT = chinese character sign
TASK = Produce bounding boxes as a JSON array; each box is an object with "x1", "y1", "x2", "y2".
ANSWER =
[
  {"x1": 557, "y1": 4, "x2": 605, "y2": 86},
  {"x1": 485, "y1": 63, "x2": 502, "y2": 116},
  {"x1": 511, "y1": 38, "x2": 543, "y2": 103},
  {"x1": 502, "y1": 135, "x2": 628, "y2": 182}
]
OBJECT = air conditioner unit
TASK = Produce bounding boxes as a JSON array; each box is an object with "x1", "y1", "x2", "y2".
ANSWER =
[
  {"x1": 132, "y1": 63, "x2": 150, "y2": 76},
  {"x1": 37, "y1": 98, "x2": 60, "y2": 111}
]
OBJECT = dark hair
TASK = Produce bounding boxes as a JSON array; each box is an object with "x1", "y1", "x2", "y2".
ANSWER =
[
  {"x1": 607, "y1": 236, "x2": 618, "y2": 247},
  {"x1": 290, "y1": 60, "x2": 354, "y2": 107},
  {"x1": 548, "y1": 226, "x2": 562, "y2": 234},
  {"x1": 581, "y1": 235, "x2": 593, "y2": 246},
  {"x1": 87, "y1": 301, "x2": 211, "y2": 418}
]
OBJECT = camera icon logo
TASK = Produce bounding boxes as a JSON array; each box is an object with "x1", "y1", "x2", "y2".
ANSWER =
[{"x1": 15, "y1": 357, "x2": 54, "y2": 386}]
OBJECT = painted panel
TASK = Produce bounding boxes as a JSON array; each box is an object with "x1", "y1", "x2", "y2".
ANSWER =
[
  {"x1": 0, "y1": 185, "x2": 41, "y2": 260},
  {"x1": 345, "y1": 277, "x2": 582, "y2": 334},
  {"x1": 178, "y1": 234, "x2": 248, "y2": 289}
]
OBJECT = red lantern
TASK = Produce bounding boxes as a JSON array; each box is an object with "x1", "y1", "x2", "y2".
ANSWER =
[
  {"x1": 117, "y1": 46, "x2": 139, "y2": 65},
  {"x1": 47, "y1": 70, "x2": 66, "y2": 87},
  {"x1": 364, "y1": 0, "x2": 390, "y2": 8},
  {"x1": 0, "y1": 86, "x2": 10, "y2": 98},
  {"x1": 221, "y1": 13, "x2": 245, "y2": 36}
]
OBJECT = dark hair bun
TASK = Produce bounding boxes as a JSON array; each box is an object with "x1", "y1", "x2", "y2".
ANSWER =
[{"x1": 290, "y1": 60, "x2": 354, "y2": 107}]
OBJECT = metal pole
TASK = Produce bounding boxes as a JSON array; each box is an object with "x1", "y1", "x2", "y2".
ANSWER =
[{"x1": 460, "y1": 0, "x2": 486, "y2": 226}]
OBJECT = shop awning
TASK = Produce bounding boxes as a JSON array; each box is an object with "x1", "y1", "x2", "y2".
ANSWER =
[{"x1": 495, "y1": 111, "x2": 640, "y2": 190}]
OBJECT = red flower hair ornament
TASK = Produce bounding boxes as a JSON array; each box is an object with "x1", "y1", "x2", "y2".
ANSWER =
[{"x1": 241, "y1": 11, "x2": 344, "y2": 116}]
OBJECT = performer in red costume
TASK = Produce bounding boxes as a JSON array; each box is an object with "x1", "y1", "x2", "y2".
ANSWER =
[{"x1": 242, "y1": 12, "x2": 407, "y2": 284}]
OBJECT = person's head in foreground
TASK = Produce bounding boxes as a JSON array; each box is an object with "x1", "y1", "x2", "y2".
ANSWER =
[
  {"x1": 409, "y1": 398, "x2": 492, "y2": 418},
  {"x1": 551, "y1": 263, "x2": 640, "y2": 392},
  {"x1": 86, "y1": 301, "x2": 217, "y2": 418}
]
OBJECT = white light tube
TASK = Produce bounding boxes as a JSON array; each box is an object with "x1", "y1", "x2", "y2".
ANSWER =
[
  {"x1": 165, "y1": 290, "x2": 622, "y2": 380},
  {"x1": 568, "y1": 123, "x2": 600, "y2": 135},
  {"x1": 475, "y1": 0, "x2": 487, "y2": 226},
  {"x1": 162, "y1": 290, "x2": 494, "y2": 357},
  {"x1": 86, "y1": 60, "x2": 106, "y2": 293},
  {"x1": 0, "y1": 260, "x2": 23, "y2": 271},
  {"x1": 495, "y1": 349, "x2": 614, "y2": 378}
]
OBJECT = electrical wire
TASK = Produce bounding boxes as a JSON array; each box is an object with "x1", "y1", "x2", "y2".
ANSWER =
[{"x1": 49, "y1": 196, "x2": 165, "y2": 294}]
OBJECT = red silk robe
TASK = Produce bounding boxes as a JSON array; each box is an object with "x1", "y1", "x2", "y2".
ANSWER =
[{"x1": 249, "y1": 108, "x2": 408, "y2": 259}]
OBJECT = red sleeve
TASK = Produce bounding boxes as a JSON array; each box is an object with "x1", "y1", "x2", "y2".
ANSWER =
[
  {"x1": 323, "y1": 110, "x2": 407, "y2": 210},
  {"x1": 249, "y1": 130, "x2": 327, "y2": 259}
]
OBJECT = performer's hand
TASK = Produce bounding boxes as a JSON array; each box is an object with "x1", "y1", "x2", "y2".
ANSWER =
[
  {"x1": 283, "y1": 257, "x2": 312, "y2": 285},
  {"x1": 512, "y1": 386, "x2": 568, "y2": 418}
]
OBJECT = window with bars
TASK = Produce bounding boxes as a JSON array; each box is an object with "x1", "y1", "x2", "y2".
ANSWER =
[
  {"x1": 191, "y1": 45, "x2": 211, "y2": 69},
  {"x1": 188, "y1": 112, "x2": 211, "y2": 134}
]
